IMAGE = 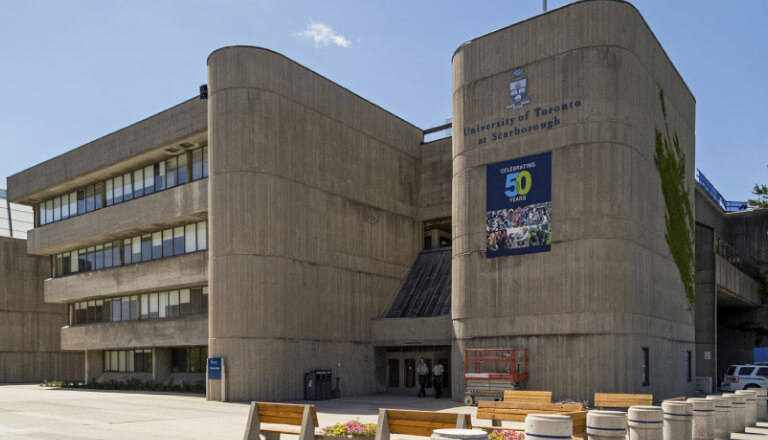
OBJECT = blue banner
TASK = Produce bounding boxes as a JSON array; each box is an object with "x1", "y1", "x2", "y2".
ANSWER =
[
  {"x1": 207, "y1": 357, "x2": 223, "y2": 380},
  {"x1": 486, "y1": 151, "x2": 552, "y2": 257}
]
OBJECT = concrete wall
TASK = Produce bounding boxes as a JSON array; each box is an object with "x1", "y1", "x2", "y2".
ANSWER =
[
  {"x1": 207, "y1": 46, "x2": 424, "y2": 401},
  {"x1": 61, "y1": 317, "x2": 207, "y2": 351},
  {"x1": 419, "y1": 137, "x2": 452, "y2": 221},
  {"x1": 451, "y1": 0, "x2": 696, "y2": 401},
  {"x1": 371, "y1": 316, "x2": 452, "y2": 346},
  {"x1": 46, "y1": 251, "x2": 208, "y2": 303},
  {"x1": 0, "y1": 237, "x2": 83, "y2": 382}
]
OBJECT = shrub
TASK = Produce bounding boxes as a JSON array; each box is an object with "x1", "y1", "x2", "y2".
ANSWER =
[
  {"x1": 322, "y1": 420, "x2": 376, "y2": 437},
  {"x1": 488, "y1": 429, "x2": 524, "y2": 440}
]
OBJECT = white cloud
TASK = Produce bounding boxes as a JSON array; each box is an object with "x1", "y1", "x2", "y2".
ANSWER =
[{"x1": 294, "y1": 21, "x2": 351, "y2": 48}]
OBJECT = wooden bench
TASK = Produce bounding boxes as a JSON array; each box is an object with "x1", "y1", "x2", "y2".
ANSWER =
[
  {"x1": 476, "y1": 400, "x2": 586, "y2": 436},
  {"x1": 663, "y1": 396, "x2": 686, "y2": 402},
  {"x1": 502, "y1": 390, "x2": 552, "y2": 403},
  {"x1": 243, "y1": 402, "x2": 322, "y2": 440},
  {"x1": 594, "y1": 393, "x2": 653, "y2": 410},
  {"x1": 374, "y1": 409, "x2": 472, "y2": 440}
]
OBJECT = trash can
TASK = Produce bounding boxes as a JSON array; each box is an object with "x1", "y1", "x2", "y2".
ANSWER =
[{"x1": 304, "y1": 369, "x2": 333, "y2": 400}]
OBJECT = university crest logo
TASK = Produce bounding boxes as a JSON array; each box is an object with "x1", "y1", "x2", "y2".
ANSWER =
[{"x1": 507, "y1": 68, "x2": 531, "y2": 109}]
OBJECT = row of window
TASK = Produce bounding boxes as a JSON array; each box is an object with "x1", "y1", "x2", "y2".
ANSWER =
[
  {"x1": 70, "y1": 286, "x2": 208, "y2": 325},
  {"x1": 39, "y1": 147, "x2": 208, "y2": 226},
  {"x1": 102, "y1": 347, "x2": 207, "y2": 373},
  {"x1": 104, "y1": 349, "x2": 152, "y2": 373},
  {"x1": 54, "y1": 221, "x2": 207, "y2": 277}
]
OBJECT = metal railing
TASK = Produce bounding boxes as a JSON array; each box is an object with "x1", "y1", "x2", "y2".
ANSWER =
[{"x1": 696, "y1": 169, "x2": 748, "y2": 212}]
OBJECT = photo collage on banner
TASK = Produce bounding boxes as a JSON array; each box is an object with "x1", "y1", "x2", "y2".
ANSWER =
[{"x1": 486, "y1": 151, "x2": 552, "y2": 258}]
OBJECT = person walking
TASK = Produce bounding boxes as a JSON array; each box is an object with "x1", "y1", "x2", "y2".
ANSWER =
[
  {"x1": 432, "y1": 361, "x2": 445, "y2": 398},
  {"x1": 416, "y1": 358, "x2": 429, "y2": 398}
]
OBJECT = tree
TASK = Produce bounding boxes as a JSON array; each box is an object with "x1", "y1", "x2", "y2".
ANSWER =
[{"x1": 749, "y1": 183, "x2": 768, "y2": 208}]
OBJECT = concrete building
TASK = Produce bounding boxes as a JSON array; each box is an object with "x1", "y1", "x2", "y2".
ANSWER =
[
  {"x1": 6, "y1": 0, "x2": 765, "y2": 401},
  {"x1": 0, "y1": 189, "x2": 83, "y2": 382}
]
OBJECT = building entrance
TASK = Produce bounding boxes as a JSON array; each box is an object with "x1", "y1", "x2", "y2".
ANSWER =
[{"x1": 385, "y1": 346, "x2": 451, "y2": 397}]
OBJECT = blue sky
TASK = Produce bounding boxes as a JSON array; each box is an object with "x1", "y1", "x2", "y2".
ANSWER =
[{"x1": 1, "y1": 0, "x2": 765, "y2": 202}]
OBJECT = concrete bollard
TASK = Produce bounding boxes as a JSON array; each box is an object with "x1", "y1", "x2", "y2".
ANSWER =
[
  {"x1": 586, "y1": 410, "x2": 627, "y2": 440},
  {"x1": 628, "y1": 406, "x2": 662, "y2": 440},
  {"x1": 705, "y1": 395, "x2": 731, "y2": 440},
  {"x1": 735, "y1": 389, "x2": 757, "y2": 427},
  {"x1": 687, "y1": 398, "x2": 714, "y2": 440},
  {"x1": 524, "y1": 414, "x2": 572, "y2": 440},
  {"x1": 754, "y1": 388, "x2": 767, "y2": 422},
  {"x1": 722, "y1": 392, "x2": 746, "y2": 432},
  {"x1": 662, "y1": 401, "x2": 693, "y2": 440}
]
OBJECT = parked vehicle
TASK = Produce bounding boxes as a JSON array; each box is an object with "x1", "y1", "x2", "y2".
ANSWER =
[{"x1": 721, "y1": 364, "x2": 768, "y2": 391}]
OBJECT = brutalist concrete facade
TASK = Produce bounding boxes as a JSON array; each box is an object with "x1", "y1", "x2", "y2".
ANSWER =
[
  {"x1": 11, "y1": 0, "x2": 758, "y2": 403},
  {"x1": 451, "y1": 0, "x2": 696, "y2": 400}
]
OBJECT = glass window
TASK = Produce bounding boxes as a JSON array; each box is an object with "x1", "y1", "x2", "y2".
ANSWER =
[
  {"x1": 166, "y1": 157, "x2": 178, "y2": 188},
  {"x1": 123, "y1": 239, "x2": 131, "y2": 265},
  {"x1": 202, "y1": 147, "x2": 208, "y2": 177},
  {"x1": 86, "y1": 247, "x2": 95, "y2": 272},
  {"x1": 85, "y1": 185, "x2": 95, "y2": 212},
  {"x1": 686, "y1": 351, "x2": 692, "y2": 382},
  {"x1": 111, "y1": 299, "x2": 121, "y2": 322},
  {"x1": 192, "y1": 148, "x2": 203, "y2": 180},
  {"x1": 132, "y1": 236, "x2": 141, "y2": 263},
  {"x1": 113, "y1": 240, "x2": 122, "y2": 267},
  {"x1": 87, "y1": 300, "x2": 95, "y2": 323},
  {"x1": 104, "y1": 243, "x2": 113, "y2": 269},
  {"x1": 61, "y1": 194, "x2": 69, "y2": 219},
  {"x1": 163, "y1": 229, "x2": 173, "y2": 257},
  {"x1": 173, "y1": 226, "x2": 184, "y2": 256},
  {"x1": 169, "y1": 290, "x2": 179, "y2": 317},
  {"x1": 94, "y1": 183, "x2": 103, "y2": 210},
  {"x1": 38, "y1": 203, "x2": 44, "y2": 226},
  {"x1": 62, "y1": 252, "x2": 71, "y2": 275},
  {"x1": 133, "y1": 169, "x2": 144, "y2": 198},
  {"x1": 202, "y1": 286, "x2": 208, "y2": 314},
  {"x1": 130, "y1": 295, "x2": 138, "y2": 320},
  {"x1": 94, "y1": 244, "x2": 103, "y2": 270},
  {"x1": 111, "y1": 351, "x2": 118, "y2": 372},
  {"x1": 158, "y1": 291, "x2": 168, "y2": 318},
  {"x1": 185, "y1": 224, "x2": 196, "y2": 253},
  {"x1": 144, "y1": 165, "x2": 154, "y2": 195},
  {"x1": 149, "y1": 292, "x2": 159, "y2": 319},
  {"x1": 178, "y1": 153, "x2": 188, "y2": 185},
  {"x1": 141, "y1": 295, "x2": 149, "y2": 320},
  {"x1": 190, "y1": 287, "x2": 202, "y2": 315},
  {"x1": 77, "y1": 189, "x2": 85, "y2": 214},
  {"x1": 95, "y1": 300, "x2": 103, "y2": 323},
  {"x1": 126, "y1": 350, "x2": 135, "y2": 372},
  {"x1": 152, "y1": 232, "x2": 162, "y2": 260},
  {"x1": 45, "y1": 199, "x2": 53, "y2": 224},
  {"x1": 106, "y1": 180, "x2": 114, "y2": 206},
  {"x1": 739, "y1": 367, "x2": 756, "y2": 376},
  {"x1": 757, "y1": 368, "x2": 768, "y2": 379},
  {"x1": 404, "y1": 359, "x2": 416, "y2": 388},
  {"x1": 78, "y1": 249, "x2": 87, "y2": 272},
  {"x1": 180, "y1": 289, "x2": 190, "y2": 316},
  {"x1": 141, "y1": 234, "x2": 152, "y2": 262},
  {"x1": 118, "y1": 350, "x2": 126, "y2": 372},
  {"x1": 641, "y1": 347, "x2": 650, "y2": 386},
  {"x1": 197, "y1": 221, "x2": 207, "y2": 250},
  {"x1": 122, "y1": 173, "x2": 133, "y2": 201},
  {"x1": 68, "y1": 191, "x2": 77, "y2": 216},
  {"x1": 155, "y1": 162, "x2": 166, "y2": 191},
  {"x1": 55, "y1": 254, "x2": 63, "y2": 277},
  {"x1": 53, "y1": 197, "x2": 61, "y2": 222},
  {"x1": 71, "y1": 250, "x2": 79, "y2": 273},
  {"x1": 114, "y1": 176, "x2": 123, "y2": 204},
  {"x1": 121, "y1": 297, "x2": 131, "y2": 321},
  {"x1": 104, "y1": 351, "x2": 111, "y2": 371}
]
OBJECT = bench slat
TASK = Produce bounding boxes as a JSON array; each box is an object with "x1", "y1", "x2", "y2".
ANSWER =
[
  {"x1": 479, "y1": 401, "x2": 583, "y2": 411},
  {"x1": 502, "y1": 390, "x2": 552, "y2": 403},
  {"x1": 594, "y1": 393, "x2": 653, "y2": 409}
]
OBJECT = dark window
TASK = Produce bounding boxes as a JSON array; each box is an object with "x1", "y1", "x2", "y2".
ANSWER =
[
  {"x1": 113, "y1": 241, "x2": 122, "y2": 267},
  {"x1": 686, "y1": 351, "x2": 692, "y2": 382},
  {"x1": 173, "y1": 227, "x2": 185, "y2": 256},
  {"x1": 739, "y1": 367, "x2": 755, "y2": 376},
  {"x1": 178, "y1": 154, "x2": 188, "y2": 185},
  {"x1": 111, "y1": 299, "x2": 121, "y2": 322},
  {"x1": 202, "y1": 147, "x2": 208, "y2": 177},
  {"x1": 85, "y1": 185, "x2": 95, "y2": 212},
  {"x1": 388, "y1": 359, "x2": 400, "y2": 387},
  {"x1": 190, "y1": 287, "x2": 202, "y2": 315},
  {"x1": 404, "y1": 359, "x2": 416, "y2": 388},
  {"x1": 77, "y1": 190, "x2": 85, "y2": 215},
  {"x1": 94, "y1": 183, "x2": 103, "y2": 210},
  {"x1": 757, "y1": 368, "x2": 768, "y2": 379},
  {"x1": 141, "y1": 234, "x2": 152, "y2": 262},
  {"x1": 104, "y1": 244, "x2": 113, "y2": 269},
  {"x1": 85, "y1": 247, "x2": 95, "y2": 271},
  {"x1": 192, "y1": 149, "x2": 203, "y2": 180},
  {"x1": 123, "y1": 173, "x2": 133, "y2": 201},
  {"x1": 94, "y1": 245, "x2": 103, "y2": 270},
  {"x1": 121, "y1": 297, "x2": 131, "y2": 322},
  {"x1": 171, "y1": 347, "x2": 207, "y2": 373},
  {"x1": 641, "y1": 347, "x2": 650, "y2": 386},
  {"x1": 726, "y1": 366, "x2": 736, "y2": 375},
  {"x1": 163, "y1": 229, "x2": 174, "y2": 257},
  {"x1": 152, "y1": 232, "x2": 162, "y2": 260}
]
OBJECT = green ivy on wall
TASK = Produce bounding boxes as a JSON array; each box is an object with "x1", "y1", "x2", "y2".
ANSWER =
[{"x1": 654, "y1": 87, "x2": 696, "y2": 312}]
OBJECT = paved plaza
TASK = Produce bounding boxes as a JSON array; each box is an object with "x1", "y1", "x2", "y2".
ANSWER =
[{"x1": 0, "y1": 385, "x2": 475, "y2": 439}]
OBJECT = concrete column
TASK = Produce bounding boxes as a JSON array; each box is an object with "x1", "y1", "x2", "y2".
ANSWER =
[
  {"x1": 153, "y1": 348, "x2": 171, "y2": 384},
  {"x1": 84, "y1": 349, "x2": 103, "y2": 384},
  {"x1": 722, "y1": 393, "x2": 746, "y2": 433},
  {"x1": 754, "y1": 388, "x2": 767, "y2": 422},
  {"x1": 705, "y1": 395, "x2": 730, "y2": 440},
  {"x1": 587, "y1": 411, "x2": 627, "y2": 439},
  {"x1": 628, "y1": 406, "x2": 662, "y2": 440},
  {"x1": 735, "y1": 389, "x2": 757, "y2": 427},
  {"x1": 662, "y1": 401, "x2": 693, "y2": 440},
  {"x1": 525, "y1": 414, "x2": 572, "y2": 439},
  {"x1": 687, "y1": 398, "x2": 714, "y2": 440}
]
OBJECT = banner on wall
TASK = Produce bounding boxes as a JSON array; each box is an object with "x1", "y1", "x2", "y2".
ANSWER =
[{"x1": 486, "y1": 151, "x2": 552, "y2": 258}]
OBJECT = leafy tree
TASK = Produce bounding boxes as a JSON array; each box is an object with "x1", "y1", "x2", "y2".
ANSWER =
[{"x1": 748, "y1": 183, "x2": 768, "y2": 208}]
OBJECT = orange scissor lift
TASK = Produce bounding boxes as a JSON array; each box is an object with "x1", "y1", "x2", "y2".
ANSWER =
[{"x1": 463, "y1": 348, "x2": 528, "y2": 405}]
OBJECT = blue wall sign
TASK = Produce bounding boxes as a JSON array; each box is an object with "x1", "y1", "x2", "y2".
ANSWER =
[
  {"x1": 486, "y1": 151, "x2": 552, "y2": 258},
  {"x1": 207, "y1": 357, "x2": 223, "y2": 380}
]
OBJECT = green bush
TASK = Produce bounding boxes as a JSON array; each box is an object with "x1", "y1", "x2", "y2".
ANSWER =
[{"x1": 39, "y1": 378, "x2": 205, "y2": 394}]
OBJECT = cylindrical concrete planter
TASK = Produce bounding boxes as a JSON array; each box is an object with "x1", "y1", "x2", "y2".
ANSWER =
[
  {"x1": 587, "y1": 410, "x2": 627, "y2": 439},
  {"x1": 628, "y1": 406, "x2": 662, "y2": 440},
  {"x1": 735, "y1": 389, "x2": 757, "y2": 427},
  {"x1": 755, "y1": 388, "x2": 767, "y2": 422},
  {"x1": 524, "y1": 414, "x2": 572, "y2": 440},
  {"x1": 705, "y1": 395, "x2": 731, "y2": 440},
  {"x1": 430, "y1": 429, "x2": 489, "y2": 440},
  {"x1": 722, "y1": 393, "x2": 746, "y2": 432},
  {"x1": 662, "y1": 401, "x2": 692, "y2": 440},
  {"x1": 687, "y1": 398, "x2": 714, "y2": 440}
]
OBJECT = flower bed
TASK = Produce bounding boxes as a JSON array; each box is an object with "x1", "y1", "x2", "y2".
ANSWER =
[
  {"x1": 488, "y1": 429, "x2": 525, "y2": 440},
  {"x1": 322, "y1": 420, "x2": 376, "y2": 438}
]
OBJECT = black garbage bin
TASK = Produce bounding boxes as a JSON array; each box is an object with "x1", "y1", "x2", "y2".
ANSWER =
[{"x1": 304, "y1": 369, "x2": 332, "y2": 400}]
